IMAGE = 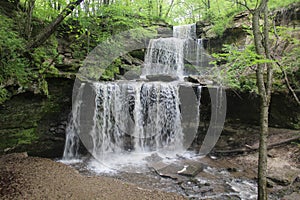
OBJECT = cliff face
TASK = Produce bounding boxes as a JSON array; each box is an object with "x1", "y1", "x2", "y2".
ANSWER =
[{"x1": 0, "y1": 78, "x2": 73, "y2": 158}]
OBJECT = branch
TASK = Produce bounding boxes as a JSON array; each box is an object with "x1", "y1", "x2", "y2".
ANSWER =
[
  {"x1": 236, "y1": 0, "x2": 253, "y2": 13},
  {"x1": 214, "y1": 135, "x2": 300, "y2": 155},
  {"x1": 271, "y1": 55, "x2": 300, "y2": 106},
  {"x1": 26, "y1": 0, "x2": 84, "y2": 50}
]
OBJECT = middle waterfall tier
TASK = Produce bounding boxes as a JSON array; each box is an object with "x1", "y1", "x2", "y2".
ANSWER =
[{"x1": 71, "y1": 81, "x2": 196, "y2": 161}]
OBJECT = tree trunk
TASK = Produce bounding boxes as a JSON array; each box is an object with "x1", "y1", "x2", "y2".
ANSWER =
[
  {"x1": 103, "y1": 0, "x2": 109, "y2": 5},
  {"x1": 164, "y1": 0, "x2": 174, "y2": 18},
  {"x1": 26, "y1": 0, "x2": 84, "y2": 50},
  {"x1": 25, "y1": 0, "x2": 35, "y2": 39},
  {"x1": 258, "y1": 103, "x2": 269, "y2": 200},
  {"x1": 252, "y1": 0, "x2": 271, "y2": 200}
]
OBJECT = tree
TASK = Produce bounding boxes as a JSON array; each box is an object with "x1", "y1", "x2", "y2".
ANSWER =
[
  {"x1": 26, "y1": 0, "x2": 84, "y2": 50},
  {"x1": 235, "y1": 0, "x2": 272, "y2": 199},
  {"x1": 24, "y1": 0, "x2": 35, "y2": 39},
  {"x1": 252, "y1": 1, "x2": 272, "y2": 199}
]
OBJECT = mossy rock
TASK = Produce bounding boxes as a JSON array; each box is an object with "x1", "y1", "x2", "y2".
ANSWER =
[{"x1": 0, "y1": 78, "x2": 73, "y2": 158}]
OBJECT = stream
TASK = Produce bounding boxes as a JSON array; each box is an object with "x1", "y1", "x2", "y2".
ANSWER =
[{"x1": 61, "y1": 153, "x2": 258, "y2": 200}]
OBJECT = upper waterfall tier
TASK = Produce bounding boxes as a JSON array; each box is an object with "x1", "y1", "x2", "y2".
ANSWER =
[
  {"x1": 173, "y1": 24, "x2": 197, "y2": 39},
  {"x1": 142, "y1": 38, "x2": 185, "y2": 78},
  {"x1": 141, "y1": 23, "x2": 199, "y2": 79}
]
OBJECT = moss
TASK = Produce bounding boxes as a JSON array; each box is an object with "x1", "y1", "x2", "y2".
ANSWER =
[{"x1": 0, "y1": 128, "x2": 38, "y2": 151}]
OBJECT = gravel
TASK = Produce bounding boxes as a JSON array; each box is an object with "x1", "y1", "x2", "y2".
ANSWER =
[{"x1": 0, "y1": 153, "x2": 186, "y2": 200}]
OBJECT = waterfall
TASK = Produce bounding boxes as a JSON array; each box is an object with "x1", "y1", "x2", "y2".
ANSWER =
[
  {"x1": 142, "y1": 38, "x2": 185, "y2": 78},
  {"x1": 173, "y1": 24, "x2": 196, "y2": 39},
  {"x1": 141, "y1": 23, "x2": 203, "y2": 79},
  {"x1": 196, "y1": 39, "x2": 204, "y2": 69},
  {"x1": 63, "y1": 24, "x2": 206, "y2": 170},
  {"x1": 64, "y1": 81, "x2": 183, "y2": 160},
  {"x1": 62, "y1": 83, "x2": 85, "y2": 160}
]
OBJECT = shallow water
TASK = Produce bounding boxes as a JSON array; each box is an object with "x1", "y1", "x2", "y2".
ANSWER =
[{"x1": 60, "y1": 153, "x2": 259, "y2": 200}]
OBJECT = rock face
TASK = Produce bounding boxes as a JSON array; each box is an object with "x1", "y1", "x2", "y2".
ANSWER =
[
  {"x1": 0, "y1": 78, "x2": 73, "y2": 158},
  {"x1": 149, "y1": 161, "x2": 204, "y2": 180},
  {"x1": 185, "y1": 75, "x2": 214, "y2": 85},
  {"x1": 199, "y1": 88, "x2": 300, "y2": 129},
  {"x1": 196, "y1": 11, "x2": 251, "y2": 53}
]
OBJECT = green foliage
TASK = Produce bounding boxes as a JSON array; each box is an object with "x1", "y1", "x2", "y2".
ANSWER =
[
  {"x1": 273, "y1": 27, "x2": 300, "y2": 90},
  {"x1": 15, "y1": 128, "x2": 38, "y2": 145},
  {"x1": 0, "y1": 88, "x2": 9, "y2": 104},
  {"x1": 0, "y1": 11, "x2": 61, "y2": 103},
  {"x1": 212, "y1": 44, "x2": 273, "y2": 92},
  {"x1": 101, "y1": 58, "x2": 121, "y2": 81},
  {"x1": 0, "y1": 128, "x2": 38, "y2": 150},
  {"x1": 0, "y1": 14, "x2": 29, "y2": 102}
]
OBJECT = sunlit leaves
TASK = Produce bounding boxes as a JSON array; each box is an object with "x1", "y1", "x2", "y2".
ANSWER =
[{"x1": 212, "y1": 44, "x2": 273, "y2": 92}]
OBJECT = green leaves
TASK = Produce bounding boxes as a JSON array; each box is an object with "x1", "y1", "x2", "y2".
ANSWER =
[
  {"x1": 212, "y1": 44, "x2": 273, "y2": 92},
  {"x1": 0, "y1": 14, "x2": 28, "y2": 102}
]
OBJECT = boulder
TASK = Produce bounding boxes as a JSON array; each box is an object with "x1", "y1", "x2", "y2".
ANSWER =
[
  {"x1": 267, "y1": 158, "x2": 300, "y2": 186},
  {"x1": 177, "y1": 164, "x2": 204, "y2": 177}
]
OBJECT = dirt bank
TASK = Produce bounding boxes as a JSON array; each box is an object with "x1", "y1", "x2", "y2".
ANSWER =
[{"x1": 0, "y1": 153, "x2": 185, "y2": 200}]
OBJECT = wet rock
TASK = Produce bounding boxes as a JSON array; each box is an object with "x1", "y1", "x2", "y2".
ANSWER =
[
  {"x1": 177, "y1": 164, "x2": 203, "y2": 177},
  {"x1": 199, "y1": 185, "x2": 213, "y2": 194},
  {"x1": 227, "y1": 167, "x2": 238, "y2": 173},
  {"x1": 61, "y1": 121, "x2": 68, "y2": 126},
  {"x1": 56, "y1": 128, "x2": 65, "y2": 135},
  {"x1": 123, "y1": 71, "x2": 141, "y2": 80},
  {"x1": 185, "y1": 75, "x2": 213, "y2": 85},
  {"x1": 149, "y1": 162, "x2": 183, "y2": 180},
  {"x1": 144, "y1": 153, "x2": 163, "y2": 163},
  {"x1": 49, "y1": 127, "x2": 56, "y2": 132},
  {"x1": 146, "y1": 75, "x2": 179, "y2": 82},
  {"x1": 121, "y1": 54, "x2": 143, "y2": 66},
  {"x1": 157, "y1": 27, "x2": 173, "y2": 38}
]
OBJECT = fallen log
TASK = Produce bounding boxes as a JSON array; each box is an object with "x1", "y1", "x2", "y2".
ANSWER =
[{"x1": 214, "y1": 135, "x2": 300, "y2": 155}]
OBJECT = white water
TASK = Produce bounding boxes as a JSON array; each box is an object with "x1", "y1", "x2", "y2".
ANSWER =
[
  {"x1": 63, "y1": 83, "x2": 85, "y2": 160},
  {"x1": 62, "y1": 24, "x2": 202, "y2": 172},
  {"x1": 142, "y1": 38, "x2": 185, "y2": 78},
  {"x1": 60, "y1": 24, "x2": 256, "y2": 200},
  {"x1": 92, "y1": 81, "x2": 183, "y2": 156},
  {"x1": 173, "y1": 24, "x2": 196, "y2": 39},
  {"x1": 141, "y1": 23, "x2": 205, "y2": 79}
]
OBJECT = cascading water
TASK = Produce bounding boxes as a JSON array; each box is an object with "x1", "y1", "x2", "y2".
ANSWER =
[
  {"x1": 141, "y1": 23, "x2": 206, "y2": 79},
  {"x1": 60, "y1": 24, "x2": 255, "y2": 200},
  {"x1": 173, "y1": 24, "x2": 196, "y2": 39},
  {"x1": 63, "y1": 24, "x2": 203, "y2": 171},
  {"x1": 141, "y1": 38, "x2": 185, "y2": 78}
]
